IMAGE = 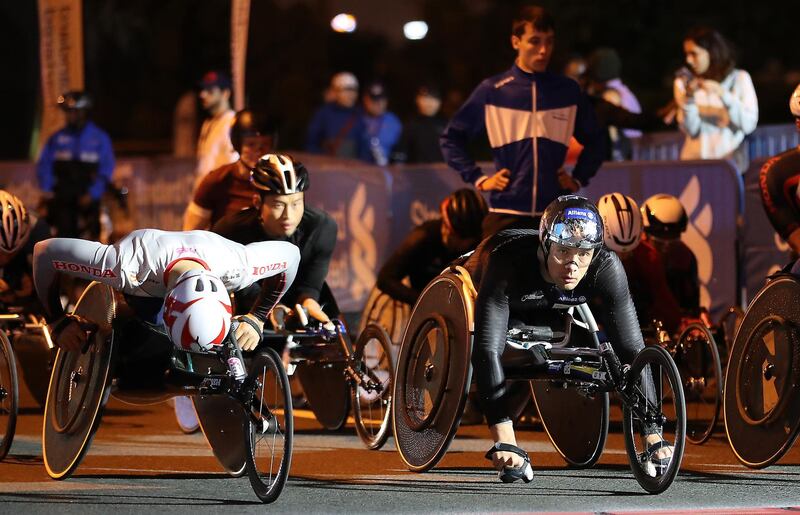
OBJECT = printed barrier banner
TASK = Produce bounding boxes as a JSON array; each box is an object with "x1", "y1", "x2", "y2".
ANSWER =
[{"x1": 0, "y1": 156, "x2": 745, "y2": 317}]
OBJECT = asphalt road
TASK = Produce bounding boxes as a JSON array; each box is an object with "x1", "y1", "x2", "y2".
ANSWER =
[{"x1": 1, "y1": 378, "x2": 799, "y2": 514}]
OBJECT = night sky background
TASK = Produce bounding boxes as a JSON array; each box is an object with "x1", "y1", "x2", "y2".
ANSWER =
[{"x1": 2, "y1": 0, "x2": 797, "y2": 160}]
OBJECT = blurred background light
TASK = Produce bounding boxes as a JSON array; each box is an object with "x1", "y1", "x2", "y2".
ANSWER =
[
  {"x1": 403, "y1": 20, "x2": 428, "y2": 40},
  {"x1": 331, "y1": 13, "x2": 357, "y2": 33}
]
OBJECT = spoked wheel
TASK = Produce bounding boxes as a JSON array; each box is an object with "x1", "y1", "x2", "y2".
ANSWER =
[
  {"x1": 351, "y1": 323, "x2": 394, "y2": 450},
  {"x1": 244, "y1": 348, "x2": 293, "y2": 504},
  {"x1": 622, "y1": 345, "x2": 686, "y2": 494},
  {"x1": 674, "y1": 323, "x2": 723, "y2": 445},
  {"x1": 0, "y1": 332, "x2": 18, "y2": 461}
]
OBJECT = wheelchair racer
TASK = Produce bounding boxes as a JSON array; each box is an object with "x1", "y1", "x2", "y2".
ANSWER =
[
  {"x1": 760, "y1": 83, "x2": 800, "y2": 255},
  {"x1": 0, "y1": 191, "x2": 53, "y2": 315},
  {"x1": 464, "y1": 195, "x2": 671, "y2": 482},
  {"x1": 32, "y1": 229, "x2": 299, "y2": 357}
]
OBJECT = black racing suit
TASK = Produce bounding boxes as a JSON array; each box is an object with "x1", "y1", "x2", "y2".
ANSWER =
[
  {"x1": 213, "y1": 206, "x2": 337, "y2": 309},
  {"x1": 465, "y1": 229, "x2": 646, "y2": 426}
]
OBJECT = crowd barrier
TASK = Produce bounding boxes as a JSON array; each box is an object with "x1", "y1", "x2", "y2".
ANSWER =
[{"x1": 0, "y1": 154, "x2": 757, "y2": 318}]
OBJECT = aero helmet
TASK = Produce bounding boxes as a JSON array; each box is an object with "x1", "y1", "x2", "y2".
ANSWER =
[
  {"x1": 163, "y1": 269, "x2": 232, "y2": 352},
  {"x1": 790, "y1": 83, "x2": 800, "y2": 118},
  {"x1": 0, "y1": 191, "x2": 31, "y2": 260},
  {"x1": 539, "y1": 195, "x2": 604, "y2": 251},
  {"x1": 598, "y1": 193, "x2": 642, "y2": 253},
  {"x1": 441, "y1": 188, "x2": 488, "y2": 240},
  {"x1": 251, "y1": 154, "x2": 309, "y2": 195},
  {"x1": 641, "y1": 193, "x2": 688, "y2": 240}
]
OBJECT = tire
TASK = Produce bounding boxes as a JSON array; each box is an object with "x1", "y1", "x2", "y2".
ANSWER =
[
  {"x1": 675, "y1": 323, "x2": 723, "y2": 445},
  {"x1": 245, "y1": 348, "x2": 293, "y2": 504},
  {"x1": 622, "y1": 346, "x2": 686, "y2": 494},
  {"x1": 0, "y1": 332, "x2": 18, "y2": 461},
  {"x1": 351, "y1": 323, "x2": 394, "y2": 450}
]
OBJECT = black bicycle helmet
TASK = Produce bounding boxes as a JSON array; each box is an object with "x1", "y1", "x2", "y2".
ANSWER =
[
  {"x1": 57, "y1": 91, "x2": 92, "y2": 110},
  {"x1": 441, "y1": 188, "x2": 488, "y2": 239},
  {"x1": 230, "y1": 109, "x2": 266, "y2": 154},
  {"x1": 250, "y1": 154, "x2": 309, "y2": 195},
  {"x1": 640, "y1": 193, "x2": 688, "y2": 240},
  {"x1": 539, "y1": 195, "x2": 604, "y2": 251}
]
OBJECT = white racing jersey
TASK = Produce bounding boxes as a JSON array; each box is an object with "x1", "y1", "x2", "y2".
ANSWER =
[{"x1": 33, "y1": 228, "x2": 300, "y2": 321}]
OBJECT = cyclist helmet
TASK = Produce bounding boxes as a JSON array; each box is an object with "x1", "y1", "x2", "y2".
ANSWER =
[
  {"x1": 163, "y1": 269, "x2": 232, "y2": 352},
  {"x1": 250, "y1": 154, "x2": 309, "y2": 195},
  {"x1": 790, "y1": 83, "x2": 800, "y2": 118},
  {"x1": 57, "y1": 90, "x2": 92, "y2": 110},
  {"x1": 0, "y1": 191, "x2": 31, "y2": 260},
  {"x1": 598, "y1": 193, "x2": 642, "y2": 253},
  {"x1": 539, "y1": 195, "x2": 604, "y2": 251},
  {"x1": 230, "y1": 109, "x2": 264, "y2": 154},
  {"x1": 640, "y1": 193, "x2": 687, "y2": 240},
  {"x1": 441, "y1": 188, "x2": 488, "y2": 239}
]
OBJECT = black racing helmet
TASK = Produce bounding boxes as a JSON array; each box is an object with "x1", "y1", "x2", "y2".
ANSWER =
[
  {"x1": 57, "y1": 90, "x2": 92, "y2": 110},
  {"x1": 441, "y1": 188, "x2": 488, "y2": 239},
  {"x1": 230, "y1": 109, "x2": 266, "y2": 154},
  {"x1": 640, "y1": 193, "x2": 688, "y2": 240},
  {"x1": 250, "y1": 154, "x2": 309, "y2": 195},
  {"x1": 539, "y1": 195, "x2": 604, "y2": 251}
]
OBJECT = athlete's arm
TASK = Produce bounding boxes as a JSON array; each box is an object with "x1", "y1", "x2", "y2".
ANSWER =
[
  {"x1": 182, "y1": 202, "x2": 212, "y2": 231},
  {"x1": 377, "y1": 224, "x2": 431, "y2": 305},
  {"x1": 291, "y1": 214, "x2": 337, "y2": 305}
]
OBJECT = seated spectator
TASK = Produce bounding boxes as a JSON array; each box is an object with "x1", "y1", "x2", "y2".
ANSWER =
[
  {"x1": 672, "y1": 26, "x2": 758, "y2": 171},
  {"x1": 394, "y1": 85, "x2": 447, "y2": 163},
  {"x1": 306, "y1": 72, "x2": 362, "y2": 158},
  {"x1": 183, "y1": 109, "x2": 273, "y2": 230},
  {"x1": 358, "y1": 81, "x2": 403, "y2": 166}
]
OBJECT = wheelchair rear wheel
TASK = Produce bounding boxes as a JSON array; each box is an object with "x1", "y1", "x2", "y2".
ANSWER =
[
  {"x1": 724, "y1": 275, "x2": 800, "y2": 468},
  {"x1": 393, "y1": 272, "x2": 473, "y2": 472},
  {"x1": 623, "y1": 345, "x2": 686, "y2": 494},
  {"x1": 351, "y1": 323, "x2": 394, "y2": 450},
  {"x1": 675, "y1": 323, "x2": 722, "y2": 445},
  {"x1": 245, "y1": 347, "x2": 293, "y2": 504},
  {"x1": 0, "y1": 332, "x2": 18, "y2": 461},
  {"x1": 43, "y1": 282, "x2": 116, "y2": 480}
]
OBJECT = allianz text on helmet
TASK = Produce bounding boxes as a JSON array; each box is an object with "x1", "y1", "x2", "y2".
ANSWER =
[{"x1": 539, "y1": 195, "x2": 604, "y2": 250}]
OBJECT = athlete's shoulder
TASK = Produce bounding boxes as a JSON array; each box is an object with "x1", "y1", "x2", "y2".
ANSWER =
[{"x1": 304, "y1": 206, "x2": 338, "y2": 232}]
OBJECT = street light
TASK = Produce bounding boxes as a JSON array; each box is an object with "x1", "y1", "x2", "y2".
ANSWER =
[
  {"x1": 403, "y1": 21, "x2": 428, "y2": 40},
  {"x1": 331, "y1": 13, "x2": 357, "y2": 33}
]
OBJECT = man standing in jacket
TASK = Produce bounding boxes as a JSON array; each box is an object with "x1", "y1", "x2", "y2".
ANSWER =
[{"x1": 440, "y1": 5, "x2": 605, "y2": 236}]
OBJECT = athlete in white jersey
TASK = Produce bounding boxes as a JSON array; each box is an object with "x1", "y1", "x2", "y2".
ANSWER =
[{"x1": 33, "y1": 228, "x2": 300, "y2": 352}]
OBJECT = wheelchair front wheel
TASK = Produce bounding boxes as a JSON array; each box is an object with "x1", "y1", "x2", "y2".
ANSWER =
[
  {"x1": 622, "y1": 345, "x2": 686, "y2": 494},
  {"x1": 0, "y1": 332, "x2": 18, "y2": 461},
  {"x1": 675, "y1": 323, "x2": 722, "y2": 445},
  {"x1": 245, "y1": 347, "x2": 293, "y2": 504},
  {"x1": 351, "y1": 323, "x2": 394, "y2": 450}
]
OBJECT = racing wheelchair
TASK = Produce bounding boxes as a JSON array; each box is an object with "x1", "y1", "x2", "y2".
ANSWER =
[
  {"x1": 42, "y1": 282, "x2": 292, "y2": 504},
  {"x1": 0, "y1": 308, "x2": 55, "y2": 460},
  {"x1": 392, "y1": 266, "x2": 687, "y2": 493},
  {"x1": 259, "y1": 284, "x2": 394, "y2": 450},
  {"x1": 724, "y1": 272, "x2": 800, "y2": 468}
]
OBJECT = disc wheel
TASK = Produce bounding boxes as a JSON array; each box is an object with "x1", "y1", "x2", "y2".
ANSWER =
[
  {"x1": 0, "y1": 332, "x2": 18, "y2": 461},
  {"x1": 245, "y1": 347, "x2": 293, "y2": 504},
  {"x1": 674, "y1": 323, "x2": 723, "y2": 445},
  {"x1": 724, "y1": 275, "x2": 800, "y2": 468},
  {"x1": 622, "y1": 345, "x2": 686, "y2": 494},
  {"x1": 351, "y1": 323, "x2": 394, "y2": 450}
]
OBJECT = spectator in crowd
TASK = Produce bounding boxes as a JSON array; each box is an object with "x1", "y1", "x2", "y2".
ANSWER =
[
  {"x1": 563, "y1": 54, "x2": 587, "y2": 83},
  {"x1": 195, "y1": 70, "x2": 238, "y2": 181},
  {"x1": 358, "y1": 81, "x2": 403, "y2": 166},
  {"x1": 672, "y1": 26, "x2": 758, "y2": 171},
  {"x1": 440, "y1": 5, "x2": 605, "y2": 237},
  {"x1": 306, "y1": 72, "x2": 362, "y2": 158},
  {"x1": 183, "y1": 109, "x2": 274, "y2": 230},
  {"x1": 394, "y1": 85, "x2": 447, "y2": 164},
  {"x1": 36, "y1": 91, "x2": 115, "y2": 239}
]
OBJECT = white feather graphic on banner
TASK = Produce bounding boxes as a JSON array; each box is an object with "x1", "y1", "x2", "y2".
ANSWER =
[
  {"x1": 680, "y1": 176, "x2": 713, "y2": 309},
  {"x1": 348, "y1": 183, "x2": 377, "y2": 299}
]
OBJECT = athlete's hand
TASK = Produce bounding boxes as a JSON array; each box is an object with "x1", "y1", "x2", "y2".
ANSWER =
[
  {"x1": 235, "y1": 314, "x2": 264, "y2": 351},
  {"x1": 788, "y1": 228, "x2": 800, "y2": 255},
  {"x1": 478, "y1": 169, "x2": 510, "y2": 192},
  {"x1": 301, "y1": 298, "x2": 335, "y2": 331},
  {"x1": 50, "y1": 319, "x2": 85, "y2": 352},
  {"x1": 557, "y1": 168, "x2": 581, "y2": 193}
]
